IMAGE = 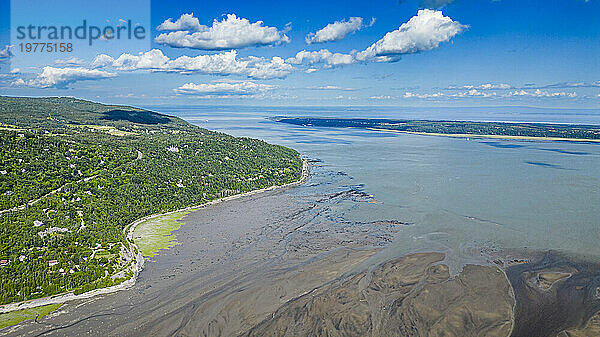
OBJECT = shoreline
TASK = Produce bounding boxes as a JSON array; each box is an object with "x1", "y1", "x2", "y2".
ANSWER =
[
  {"x1": 367, "y1": 128, "x2": 600, "y2": 143},
  {"x1": 0, "y1": 158, "x2": 309, "y2": 315}
]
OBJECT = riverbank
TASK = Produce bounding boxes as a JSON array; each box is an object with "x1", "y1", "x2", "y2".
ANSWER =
[
  {"x1": 128, "y1": 157, "x2": 308, "y2": 257},
  {"x1": 0, "y1": 158, "x2": 308, "y2": 316}
]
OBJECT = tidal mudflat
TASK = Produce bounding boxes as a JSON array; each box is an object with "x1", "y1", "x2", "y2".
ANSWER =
[{"x1": 2, "y1": 162, "x2": 599, "y2": 336}]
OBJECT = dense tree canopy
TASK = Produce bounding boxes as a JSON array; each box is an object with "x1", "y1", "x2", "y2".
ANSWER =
[{"x1": 0, "y1": 97, "x2": 302, "y2": 305}]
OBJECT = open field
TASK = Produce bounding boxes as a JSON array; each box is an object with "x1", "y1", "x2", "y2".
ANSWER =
[
  {"x1": 0, "y1": 304, "x2": 62, "y2": 330},
  {"x1": 132, "y1": 211, "x2": 190, "y2": 257}
]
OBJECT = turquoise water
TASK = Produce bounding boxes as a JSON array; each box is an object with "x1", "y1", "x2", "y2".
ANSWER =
[{"x1": 146, "y1": 105, "x2": 600, "y2": 271}]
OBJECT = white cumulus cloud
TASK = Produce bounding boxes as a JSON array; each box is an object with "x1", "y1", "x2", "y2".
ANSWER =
[
  {"x1": 356, "y1": 9, "x2": 467, "y2": 62},
  {"x1": 0, "y1": 45, "x2": 13, "y2": 61},
  {"x1": 14, "y1": 67, "x2": 116, "y2": 88},
  {"x1": 447, "y1": 83, "x2": 511, "y2": 90},
  {"x1": 404, "y1": 88, "x2": 579, "y2": 100},
  {"x1": 90, "y1": 54, "x2": 116, "y2": 68},
  {"x1": 155, "y1": 14, "x2": 290, "y2": 50},
  {"x1": 507, "y1": 89, "x2": 577, "y2": 98},
  {"x1": 243, "y1": 55, "x2": 292, "y2": 79},
  {"x1": 403, "y1": 89, "x2": 493, "y2": 99},
  {"x1": 403, "y1": 91, "x2": 446, "y2": 99},
  {"x1": 286, "y1": 49, "x2": 354, "y2": 68},
  {"x1": 110, "y1": 49, "x2": 170, "y2": 71},
  {"x1": 451, "y1": 89, "x2": 497, "y2": 97},
  {"x1": 92, "y1": 49, "x2": 293, "y2": 79},
  {"x1": 369, "y1": 95, "x2": 393, "y2": 100},
  {"x1": 157, "y1": 13, "x2": 204, "y2": 31},
  {"x1": 174, "y1": 81, "x2": 275, "y2": 96},
  {"x1": 306, "y1": 85, "x2": 355, "y2": 91},
  {"x1": 305, "y1": 17, "x2": 374, "y2": 44},
  {"x1": 287, "y1": 11, "x2": 465, "y2": 71}
]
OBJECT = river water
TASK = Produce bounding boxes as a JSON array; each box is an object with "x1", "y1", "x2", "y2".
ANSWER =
[{"x1": 147, "y1": 105, "x2": 600, "y2": 273}]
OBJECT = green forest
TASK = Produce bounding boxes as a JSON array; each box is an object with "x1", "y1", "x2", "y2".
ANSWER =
[{"x1": 0, "y1": 97, "x2": 303, "y2": 305}]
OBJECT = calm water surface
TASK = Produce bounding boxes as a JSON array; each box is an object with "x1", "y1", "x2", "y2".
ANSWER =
[{"x1": 145, "y1": 105, "x2": 600, "y2": 272}]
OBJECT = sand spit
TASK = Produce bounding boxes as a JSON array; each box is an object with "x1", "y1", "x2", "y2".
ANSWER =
[
  {"x1": 245, "y1": 252, "x2": 515, "y2": 337},
  {"x1": 535, "y1": 272, "x2": 572, "y2": 290}
]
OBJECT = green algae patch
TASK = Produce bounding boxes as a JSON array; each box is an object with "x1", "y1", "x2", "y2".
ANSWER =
[
  {"x1": 132, "y1": 211, "x2": 190, "y2": 257},
  {"x1": 0, "y1": 304, "x2": 62, "y2": 329}
]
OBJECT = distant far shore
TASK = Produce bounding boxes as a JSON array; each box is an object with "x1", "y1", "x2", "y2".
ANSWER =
[
  {"x1": 367, "y1": 128, "x2": 600, "y2": 143},
  {"x1": 272, "y1": 117, "x2": 600, "y2": 143}
]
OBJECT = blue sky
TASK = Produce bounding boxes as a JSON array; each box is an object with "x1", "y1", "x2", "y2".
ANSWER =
[{"x1": 0, "y1": 0, "x2": 599, "y2": 108}]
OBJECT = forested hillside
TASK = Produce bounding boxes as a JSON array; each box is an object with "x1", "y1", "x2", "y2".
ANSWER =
[{"x1": 0, "y1": 97, "x2": 302, "y2": 305}]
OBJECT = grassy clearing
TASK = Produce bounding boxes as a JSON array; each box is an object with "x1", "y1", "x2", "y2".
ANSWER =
[
  {"x1": 94, "y1": 251, "x2": 117, "y2": 260},
  {"x1": 132, "y1": 211, "x2": 190, "y2": 257},
  {"x1": 0, "y1": 123, "x2": 26, "y2": 132},
  {"x1": 68, "y1": 124, "x2": 137, "y2": 136},
  {"x1": 0, "y1": 304, "x2": 62, "y2": 329}
]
